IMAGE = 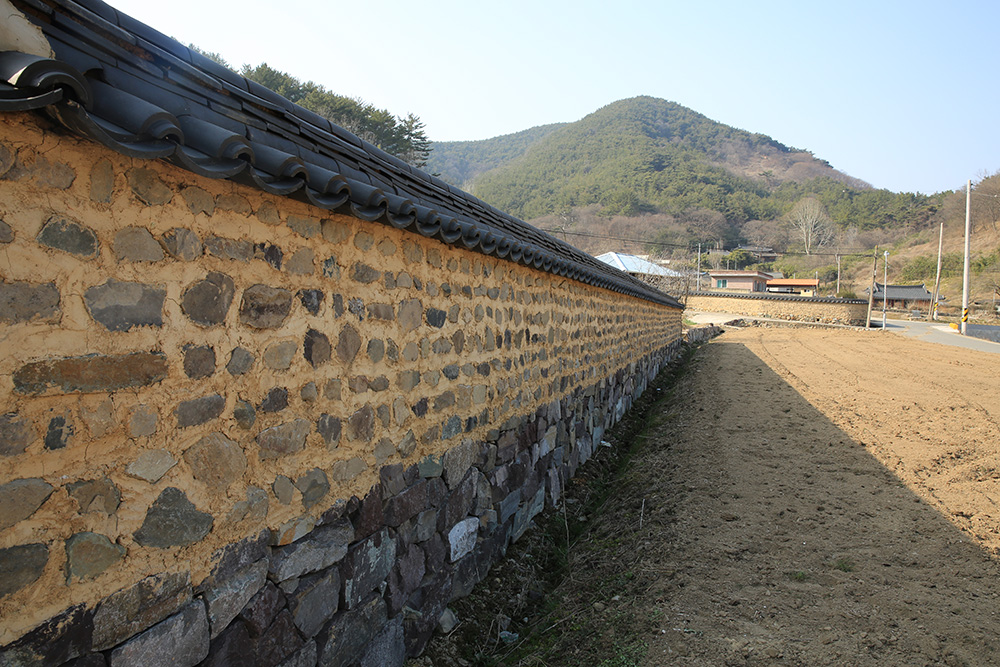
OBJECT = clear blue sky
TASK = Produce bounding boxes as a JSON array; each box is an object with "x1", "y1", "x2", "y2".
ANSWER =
[{"x1": 107, "y1": 0, "x2": 999, "y2": 195}]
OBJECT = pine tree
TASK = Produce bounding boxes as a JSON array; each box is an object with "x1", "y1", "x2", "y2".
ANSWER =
[
  {"x1": 398, "y1": 114, "x2": 431, "y2": 169},
  {"x1": 237, "y1": 61, "x2": 432, "y2": 168}
]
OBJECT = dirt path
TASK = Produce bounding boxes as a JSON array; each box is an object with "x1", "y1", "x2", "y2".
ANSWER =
[{"x1": 644, "y1": 326, "x2": 1000, "y2": 665}]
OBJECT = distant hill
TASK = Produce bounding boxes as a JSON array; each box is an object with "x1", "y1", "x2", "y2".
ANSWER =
[
  {"x1": 427, "y1": 96, "x2": 867, "y2": 222},
  {"x1": 427, "y1": 123, "x2": 565, "y2": 189},
  {"x1": 426, "y1": 96, "x2": 946, "y2": 261}
]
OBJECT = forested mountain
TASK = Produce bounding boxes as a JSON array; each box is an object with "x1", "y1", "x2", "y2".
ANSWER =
[
  {"x1": 429, "y1": 96, "x2": 999, "y2": 303},
  {"x1": 427, "y1": 96, "x2": 942, "y2": 254},
  {"x1": 433, "y1": 96, "x2": 867, "y2": 220},
  {"x1": 426, "y1": 123, "x2": 565, "y2": 188}
]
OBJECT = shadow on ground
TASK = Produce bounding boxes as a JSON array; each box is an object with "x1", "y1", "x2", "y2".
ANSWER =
[
  {"x1": 415, "y1": 334, "x2": 1000, "y2": 666},
  {"x1": 636, "y1": 340, "x2": 1000, "y2": 665}
]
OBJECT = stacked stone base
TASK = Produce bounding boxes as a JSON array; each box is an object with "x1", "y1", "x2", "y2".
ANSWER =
[
  {"x1": 1, "y1": 340, "x2": 682, "y2": 667},
  {"x1": 684, "y1": 325, "x2": 723, "y2": 345}
]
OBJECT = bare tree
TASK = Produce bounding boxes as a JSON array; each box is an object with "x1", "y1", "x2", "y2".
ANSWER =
[
  {"x1": 634, "y1": 267, "x2": 694, "y2": 303},
  {"x1": 742, "y1": 219, "x2": 788, "y2": 251},
  {"x1": 684, "y1": 209, "x2": 732, "y2": 248},
  {"x1": 838, "y1": 225, "x2": 860, "y2": 250},
  {"x1": 972, "y1": 170, "x2": 1000, "y2": 232},
  {"x1": 741, "y1": 220, "x2": 770, "y2": 248},
  {"x1": 789, "y1": 197, "x2": 834, "y2": 255}
]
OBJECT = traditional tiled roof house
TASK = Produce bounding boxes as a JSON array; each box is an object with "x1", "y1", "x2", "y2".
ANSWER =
[{"x1": 864, "y1": 283, "x2": 935, "y2": 310}]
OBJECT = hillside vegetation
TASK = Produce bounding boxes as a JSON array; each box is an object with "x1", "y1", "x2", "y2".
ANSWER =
[
  {"x1": 429, "y1": 96, "x2": 927, "y2": 223},
  {"x1": 216, "y1": 67, "x2": 998, "y2": 307},
  {"x1": 428, "y1": 97, "x2": 942, "y2": 257},
  {"x1": 428, "y1": 96, "x2": 1000, "y2": 307},
  {"x1": 240, "y1": 63, "x2": 432, "y2": 168},
  {"x1": 426, "y1": 124, "x2": 565, "y2": 189},
  {"x1": 469, "y1": 97, "x2": 864, "y2": 220}
]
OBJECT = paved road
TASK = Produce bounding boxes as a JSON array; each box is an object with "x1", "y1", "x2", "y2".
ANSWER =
[
  {"x1": 888, "y1": 319, "x2": 1000, "y2": 354},
  {"x1": 687, "y1": 310, "x2": 1000, "y2": 355}
]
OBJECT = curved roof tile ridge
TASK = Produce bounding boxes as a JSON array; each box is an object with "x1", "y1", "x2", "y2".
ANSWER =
[{"x1": 1, "y1": 0, "x2": 681, "y2": 309}]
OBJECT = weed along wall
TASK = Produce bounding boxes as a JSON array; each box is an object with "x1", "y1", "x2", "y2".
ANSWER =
[{"x1": 0, "y1": 7, "x2": 683, "y2": 659}]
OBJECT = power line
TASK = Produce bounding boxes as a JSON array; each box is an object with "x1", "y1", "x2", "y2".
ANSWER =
[
  {"x1": 538, "y1": 228, "x2": 690, "y2": 249},
  {"x1": 538, "y1": 227, "x2": 876, "y2": 257}
]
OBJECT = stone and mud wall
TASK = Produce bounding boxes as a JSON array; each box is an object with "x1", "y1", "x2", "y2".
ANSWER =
[
  {"x1": 686, "y1": 292, "x2": 868, "y2": 326},
  {"x1": 0, "y1": 111, "x2": 683, "y2": 666}
]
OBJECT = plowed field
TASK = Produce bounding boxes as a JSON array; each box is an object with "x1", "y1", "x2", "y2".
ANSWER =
[{"x1": 642, "y1": 326, "x2": 1000, "y2": 665}]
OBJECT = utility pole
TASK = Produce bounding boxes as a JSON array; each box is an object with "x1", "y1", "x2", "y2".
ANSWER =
[
  {"x1": 882, "y1": 250, "x2": 889, "y2": 330},
  {"x1": 836, "y1": 254, "x2": 841, "y2": 296},
  {"x1": 865, "y1": 245, "x2": 878, "y2": 328},
  {"x1": 962, "y1": 180, "x2": 972, "y2": 335},
  {"x1": 696, "y1": 242, "x2": 702, "y2": 291},
  {"x1": 932, "y1": 222, "x2": 943, "y2": 321}
]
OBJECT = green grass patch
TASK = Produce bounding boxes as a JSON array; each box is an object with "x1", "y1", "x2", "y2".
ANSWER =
[
  {"x1": 832, "y1": 557, "x2": 856, "y2": 572},
  {"x1": 597, "y1": 640, "x2": 649, "y2": 667}
]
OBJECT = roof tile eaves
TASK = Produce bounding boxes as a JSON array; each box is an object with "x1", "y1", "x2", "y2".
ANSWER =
[
  {"x1": 4, "y1": 0, "x2": 682, "y2": 309},
  {"x1": 241, "y1": 80, "x2": 294, "y2": 115},
  {"x1": 58, "y1": 0, "x2": 134, "y2": 45},
  {"x1": 42, "y1": 24, "x2": 111, "y2": 76},
  {"x1": 71, "y1": 0, "x2": 118, "y2": 23},
  {"x1": 186, "y1": 50, "x2": 247, "y2": 92},
  {"x1": 16, "y1": 0, "x2": 53, "y2": 18},
  {"x1": 207, "y1": 99, "x2": 267, "y2": 131},
  {"x1": 290, "y1": 106, "x2": 333, "y2": 135},
  {"x1": 115, "y1": 12, "x2": 189, "y2": 61}
]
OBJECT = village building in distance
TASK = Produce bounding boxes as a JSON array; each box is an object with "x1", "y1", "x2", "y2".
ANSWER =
[
  {"x1": 594, "y1": 251, "x2": 685, "y2": 280},
  {"x1": 766, "y1": 278, "x2": 820, "y2": 296},
  {"x1": 865, "y1": 283, "x2": 937, "y2": 311},
  {"x1": 705, "y1": 269, "x2": 772, "y2": 292}
]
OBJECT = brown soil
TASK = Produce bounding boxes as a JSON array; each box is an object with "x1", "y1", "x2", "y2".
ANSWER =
[{"x1": 414, "y1": 325, "x2": 1000, "y2": 666}]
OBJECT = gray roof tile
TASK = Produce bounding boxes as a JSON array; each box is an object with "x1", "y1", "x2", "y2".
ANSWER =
[{"x1": 0, "y1": 0, "x2": 681, "y2": 309}]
